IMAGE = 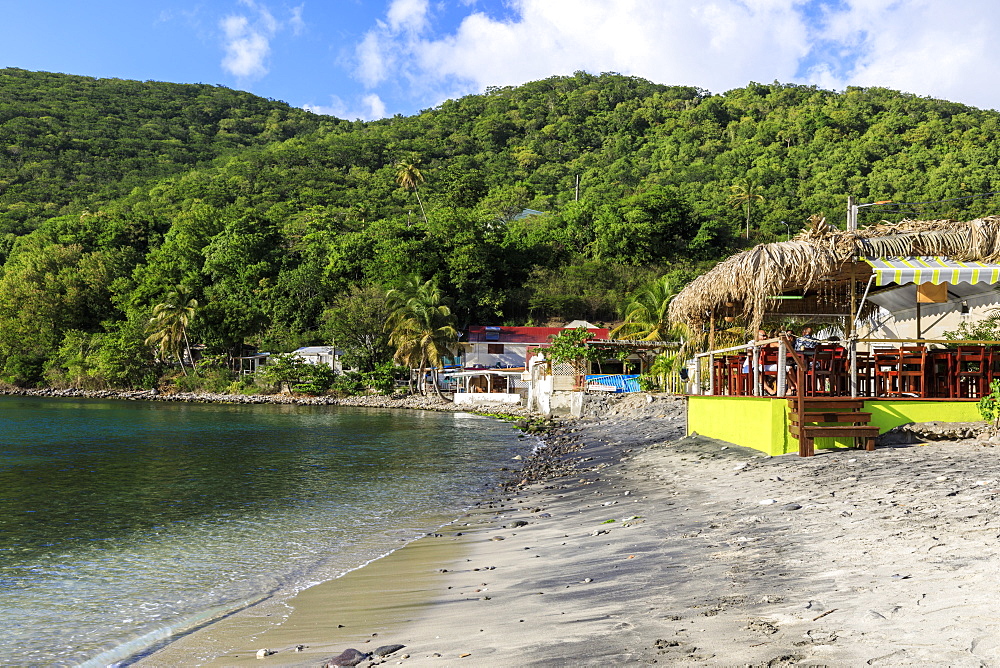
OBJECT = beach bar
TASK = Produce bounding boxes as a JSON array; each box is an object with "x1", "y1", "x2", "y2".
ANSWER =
[{"x1": 670, "y1": 214, "x2": 1000, "y2": 456}]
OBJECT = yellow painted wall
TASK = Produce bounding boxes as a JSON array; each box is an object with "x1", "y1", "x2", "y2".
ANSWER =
[
  {"x1": 687, "y1": 396, "x2": 790, "y2": 456},
  {"x1": 687, "y1": 396, "x2": 983, "y2": 457}
]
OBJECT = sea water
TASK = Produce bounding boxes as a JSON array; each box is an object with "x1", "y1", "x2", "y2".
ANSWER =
[{"x1": 0, "y1": 396, "x2": 524, "y2": 666}]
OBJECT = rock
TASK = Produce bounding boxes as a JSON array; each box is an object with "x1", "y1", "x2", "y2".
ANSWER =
[
  {"x1": 782, "y1": 503, "x2": 803, "y2": 511},
  {"x1": 321, "y1": 648, "x2": 370, "y2": 667},
  {"x1": 511, "y1": 520, "x2": 528, "y2": 528},
  {"x1": 372, "y1": 644, "x2": 406, "y2": 657},
  {"x1": 490, "y1": 535, "x2": 505, "y2": 541},
  {"x1": 256, "y1": 648, "x2": 274, "y2": 659}
]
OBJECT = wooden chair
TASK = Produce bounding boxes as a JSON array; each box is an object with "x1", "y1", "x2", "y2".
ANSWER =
[
  {"x1": 711, "y1": 356, "x2": 727, "y2": 395},
  {"x1": 854, "y1": 351, "x2": 874, "y2": 397},
  {"x1": 897, "y1": 346, "x2": 927, "y2": 397},
  {"x1": 808, "y1": 345, "x2": 845, "y2": 396},
  {"x1": 873, "y1": 348, "x2": 901, "y2": 397},
  {"x1": 759, "y1": 347, "x2": 780, "y2": 396},
  {"x1": 727, "y1": 354, "x2": 749, "y2": 396},
  {"x1": 927, "y1": 349, "x2": 955, "y2": 398},
  {"x1": 956, "y1": 346, "x2": 987, "y2": 398}
]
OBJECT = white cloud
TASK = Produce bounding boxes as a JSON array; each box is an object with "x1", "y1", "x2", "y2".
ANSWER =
[
  {"x1": 386, "y1": 0, "x2": 430, "y2": 33},
  {"x1": 349, "y1": 0, "x2": 1000, "y2": 114},
  {"x1": 219, "y1": 0, "x2": 306, "y2": 80},
  {"x1": 221, "y1": 15, "x2": 271, "y2": 78},
  {"x1": 813, "y1": 1, "x2": 999, "y2": 110},
  {"x1": 303, "y1": 93, "x2": 388, "y2": 120}
]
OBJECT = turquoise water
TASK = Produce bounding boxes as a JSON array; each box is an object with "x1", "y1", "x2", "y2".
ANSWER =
[{"x1": 0, "y1": 397, "x2": 524, "y2": 666}]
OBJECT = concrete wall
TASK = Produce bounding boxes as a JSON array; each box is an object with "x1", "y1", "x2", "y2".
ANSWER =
[{"x1": 453, "y1": 393, "x2": 522, "y2": 407}]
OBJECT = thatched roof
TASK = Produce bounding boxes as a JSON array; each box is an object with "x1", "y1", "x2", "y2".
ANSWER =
[{"x1": 669, "y1": 215, "x2": 1000, "y2": 332}]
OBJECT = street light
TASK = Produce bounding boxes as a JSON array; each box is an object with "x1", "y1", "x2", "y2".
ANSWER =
[{"x1": 782, "y1": 220, "x2": 790, "y2": 241}]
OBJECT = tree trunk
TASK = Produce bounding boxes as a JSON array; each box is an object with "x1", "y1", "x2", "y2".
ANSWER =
[
  {"x1": 414, "y1": 188, "x2": 428, "y2": 225},
  {"x1": 431, "y1": 367, "x2": 451, "y2": 402}
]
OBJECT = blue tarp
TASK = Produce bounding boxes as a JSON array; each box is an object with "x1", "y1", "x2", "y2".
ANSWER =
[{"x1": 585, "y1": 374, "x2": 640, "y2": 393}]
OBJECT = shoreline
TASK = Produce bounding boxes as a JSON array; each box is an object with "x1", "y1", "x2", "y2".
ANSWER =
[
  {"x1": 137, "y1": 390, "x2": 1000, "y2": 666},
  {"x1": 137, "y1": 394, "x2": 687, "y2": 666},
  {"x1": 0, "y1": 386, "x2": 534, "y2": 415}
]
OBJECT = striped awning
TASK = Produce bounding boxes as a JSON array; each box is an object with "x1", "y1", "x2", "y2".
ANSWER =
[{"x1": 863, "y1": 256, "x2": 1000, "y2": 287}]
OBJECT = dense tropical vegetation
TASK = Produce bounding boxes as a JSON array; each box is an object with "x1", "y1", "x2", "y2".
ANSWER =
[{"x1": 3, "y1": 67, "x2": 1000, "y2": 390}]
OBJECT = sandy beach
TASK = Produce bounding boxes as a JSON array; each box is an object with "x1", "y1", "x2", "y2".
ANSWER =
[{"x1": 141, "y1": 394, "x2": 1000, "y2": 667}]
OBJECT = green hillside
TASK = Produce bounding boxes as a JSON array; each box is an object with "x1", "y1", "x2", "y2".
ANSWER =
[
  {"x1": 2, "y1": 70, "x2": 1000, "y2": 387},
  {"x1": 0, "y1": 68, "x2": 324, "y2": 235}
]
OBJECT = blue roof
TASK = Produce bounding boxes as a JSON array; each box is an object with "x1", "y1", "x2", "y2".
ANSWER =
[{"x1": 511, "y1": 209, "x2": 546, "y2": 221}]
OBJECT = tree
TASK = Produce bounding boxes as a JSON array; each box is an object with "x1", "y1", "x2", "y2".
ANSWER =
[
  {"x1": 611, "y1": 275, "x2": 680, "y2": 341},
  {"x1": 384, "y1": 277, "x2": 458, "y2": 399},
  {"x1": 321, "y1": 284, "x2": 393, "y2": 372},
  {"x1": 728, "y1": 180, "x2": 766, "y2": 238},
  {"x1": 395, "y1": 161, "x2": 428, "y2": 225},
  {"x1": 145, "y1": 286, "x2": 197, "y2": 375}
]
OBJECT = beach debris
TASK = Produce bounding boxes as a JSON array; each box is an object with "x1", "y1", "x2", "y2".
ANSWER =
[
  {"x1": 295, "y1": 645, "x2": 306, "y2": 652},
  {"x1": 372, "y1": 644, "x2": 406, "y2": 658},
  {"x1": 321, "y1": 648, "x2": 370, "y2": 666},
  {"x1": 758, "y1": 499, "x2": 778, "y2": 505},
  {"x1": 256, "y1": 648, "x2": 275, "y2": 659}
]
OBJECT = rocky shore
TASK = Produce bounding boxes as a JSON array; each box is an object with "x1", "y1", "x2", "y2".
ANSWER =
[{"x1": 0, "y1": 385, "x2": 534, "y2": 417}]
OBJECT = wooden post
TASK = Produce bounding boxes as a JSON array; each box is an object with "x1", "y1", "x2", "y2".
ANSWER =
[
  {"x1": 708, "y1": 309, "x2": 716, "y2": 358},
  {"x1": 752, "y1": 344, "x2": 761, "y2": 396},
  {"x1": 777, "y1": 338, "x2": 787, "y2": 396},
  {"x1": 850, "y1": 264, "x2": 858, "y2": 397},
  {"x1": 708, "y1": 351, "x2": 715, "y2": 395}
]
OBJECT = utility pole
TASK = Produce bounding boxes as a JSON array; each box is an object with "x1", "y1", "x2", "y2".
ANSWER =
[
  {"x1": 575, "y1": 174, "x2": 580, "y2": 202},
  {"x1": 847, "y1": 195, "x2": 858, "y2": 231}
]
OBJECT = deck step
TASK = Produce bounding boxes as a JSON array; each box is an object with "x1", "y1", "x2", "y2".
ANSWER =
[
  {"x1": 790, "y1": 425, "x2": 881, "y2": 439},
  {"x1": 789, "y1": 411, "x2": 873, "y2": 424},
  {"x1": 786, "y1": 399, "x2": 865, "y2": 411}
]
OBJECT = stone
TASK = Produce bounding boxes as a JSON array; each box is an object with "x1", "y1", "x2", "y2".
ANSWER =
[
  {"x1": 372, "y1": 644, "x2": 406, "y2": 657},
  {"x1": 256, "y1": 648, "x2": 274, "y2": 659},
  {"x1": 322, "y1": 648, "x2": 370, "y2": 667}
]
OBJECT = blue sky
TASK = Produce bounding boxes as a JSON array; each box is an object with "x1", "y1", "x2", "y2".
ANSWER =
[{"x1": 3, "y1": 1, "x2": 999, "y2": 120}]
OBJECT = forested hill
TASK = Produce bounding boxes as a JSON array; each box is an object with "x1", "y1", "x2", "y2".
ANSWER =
[
  {"x1": 0, "y1": 68, "x2": 325, "y2": 235},
  {"x1": 3, "y1": 69, "x2": 1000, "y2": 387}
]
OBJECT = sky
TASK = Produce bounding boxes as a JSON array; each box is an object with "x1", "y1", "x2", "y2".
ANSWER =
[{"x1": 2, "y1": 0, "x2": 999, "y2": 120}]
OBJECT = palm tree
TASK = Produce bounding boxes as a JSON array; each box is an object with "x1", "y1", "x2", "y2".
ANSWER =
[
  {"x1": 146, "y1": 286, "x2": 198, "y2": 375},
  {"x1": 385, "y1": 277, "x2": 458, "y2": 399},
  {"x1": 611, "y1": 275, "x2": 679, "y2": 342},
  {"x1": 395, "y1": 161, "x2": 428, "y2": 225},
  {"x1": 728, "y1": 181, "x2": 765, "y2": 239}
]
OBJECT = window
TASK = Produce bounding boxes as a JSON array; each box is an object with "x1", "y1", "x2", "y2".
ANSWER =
[{"x1": 487, "y1": 344, "x2": 504, "y2": 354}]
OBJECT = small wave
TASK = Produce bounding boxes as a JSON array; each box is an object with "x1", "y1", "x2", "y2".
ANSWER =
[{"x1": 81, "y1": 594, "x2": 269, "y2": 667}]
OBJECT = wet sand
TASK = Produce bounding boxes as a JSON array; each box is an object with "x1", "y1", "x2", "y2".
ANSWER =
[{"x1": 141, "y1": 395, "x2": 1000, "y2": 666}]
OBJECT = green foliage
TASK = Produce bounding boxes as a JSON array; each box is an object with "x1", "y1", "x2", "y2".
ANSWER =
[
  {"x1": 979, "y1": 379, "x2": 1000, "y2": 429},
  {"x1": 942, "y1": 310, "x2": 1000, "y2": 343},
  {"x1": 639, "y1": 353, "x2": 677, "y2": 392},
  {"x1": 321, "y1": 284, "x2": 394, "y2": 371},
  {"x1": 257, "y1": 354, "x2": 336, "y2": 394},
  {"x1": 545, "y1": 327, "x2": 603, "y2": 365},
  {"x1": 6, "y1": 71, "x2": 1000, "y2": 388}
]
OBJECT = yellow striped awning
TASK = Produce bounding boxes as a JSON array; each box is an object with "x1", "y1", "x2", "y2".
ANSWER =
[{"x1": 863, "y1": 256, "x2": 1000, "y2": 287}]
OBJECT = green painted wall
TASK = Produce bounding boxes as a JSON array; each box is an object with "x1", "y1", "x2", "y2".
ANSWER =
[{"x1": 687, "y1": 396, "x2": 983, "y2": 457}]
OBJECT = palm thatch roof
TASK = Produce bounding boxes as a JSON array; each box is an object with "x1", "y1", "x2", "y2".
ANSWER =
[{"x1": 669, "y1": 215, "x2": 1000, "y2": 333}]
